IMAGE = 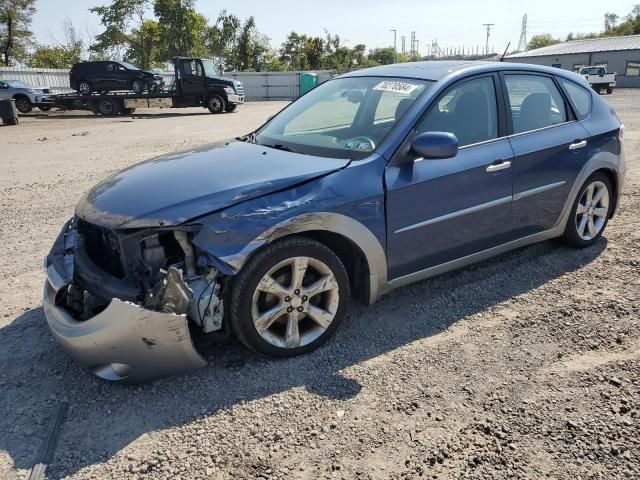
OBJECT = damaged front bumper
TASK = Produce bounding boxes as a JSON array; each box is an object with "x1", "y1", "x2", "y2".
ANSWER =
[{"x1": 43, "y1": 221, "x2": 207, "y2": 383}]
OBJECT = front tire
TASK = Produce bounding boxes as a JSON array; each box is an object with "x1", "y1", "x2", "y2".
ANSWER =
[
  {"x1": 14, "y1": 96, "x2": 33, "y2": 113},
  {"x1": 225, "y1": 103, "x2": 238, "y2": 113},
  {"x1": 561, "y1": 172, "x2": 613, "y2": 248},
  {"x1": 230, "y1": 237, "x2": 350, "y2": 357},
  {"x1": 207, "y1": 94, "x2": 226, "y2": 114},
  {"x1": 131, "y1": 79, "x2": 144, "y2": 94},
  {"x1": 606, "y1": 87, "x2": 613, "y2": 94}
]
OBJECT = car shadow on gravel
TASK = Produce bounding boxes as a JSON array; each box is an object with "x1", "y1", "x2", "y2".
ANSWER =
[{"x1": 0, "y1": 238, "x2": 607, "y2": 477}]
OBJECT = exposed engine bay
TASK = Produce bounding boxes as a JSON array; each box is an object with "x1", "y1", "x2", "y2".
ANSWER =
[{"x1": 67, "y1": 218, "x2": 225, "y2": 335}]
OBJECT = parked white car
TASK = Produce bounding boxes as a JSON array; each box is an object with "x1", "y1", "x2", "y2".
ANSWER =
[
  {"x1": 0, "y1": 79, "x2": 48, "y2": 113},
  {"x1": 578, "y1": 66, "x2": 616, "y2": 94}
]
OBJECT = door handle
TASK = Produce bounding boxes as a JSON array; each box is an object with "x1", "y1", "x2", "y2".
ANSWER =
[
  {"x1": 486, "y1": 160, "x2": 512, "y2": 173},
  {"x1": 569, "y1": 140, "x2": 587, "y2": 150}
]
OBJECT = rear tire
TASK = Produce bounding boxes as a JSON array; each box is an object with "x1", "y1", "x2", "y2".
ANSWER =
[
  {"x1": 122, "y1": 107, "x2": 136, "y2": 115},
  {"x1": 561, "y1": 172, "x2": 613, "y2": 248},
  {"x1": 97, "y1": 99, "x2": 119, "y2": 116},
  {"x1": 14, "y1": 96, "x2": 33, "y2": 113},
  {"x1": 38, "y1": 105, "x2": 52, "y2": 112},
  {"x1": 606, "y1": 87, "x2": 613, "y2": 94},
  {"x1": 77, "y1": 80, "x2": 92, "y2": 95},
  {"x1": 207, "y1": 94, "x2": 226, "y2": 114},
  {"x1": 229, "y1": 237, "x2": 350, "y2": 357}
]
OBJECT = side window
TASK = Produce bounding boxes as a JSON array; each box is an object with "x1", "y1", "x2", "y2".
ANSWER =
[
  {"x1": 374, "y1": 89, "x2": 419, "y2": 124},
  {"x1": 559, "y1": 78, "x2": 591, "y2": 119},
  {"x1": 106, "y1": 63, "x2": 114, "y2": 72},
  {"x1": 416, "y1": 76, "x2": 498, "y2": 147},
  {"x1": 504, "y1": 75, "x2": 567, "y2": 134}
]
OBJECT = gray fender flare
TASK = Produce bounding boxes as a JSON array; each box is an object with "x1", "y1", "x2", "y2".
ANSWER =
[
  {"x1": 217, "y1": 212, "x2": 388, "y2": 304},
  {"x1": 552, "y1": 151, "x2": 626, "y2": 235}
]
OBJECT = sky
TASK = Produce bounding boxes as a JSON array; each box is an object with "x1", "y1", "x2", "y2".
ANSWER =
[{"x1": 32, "y1": 0, "x2": 640, "y2": 55}]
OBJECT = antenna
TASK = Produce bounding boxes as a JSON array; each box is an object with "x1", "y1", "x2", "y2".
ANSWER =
[
  {"x1": 500, "y1": 42, "x2": 511, "y2": 62},
  {"x1": 517, "y1": 14, "x2": 528, "y2": 51}
]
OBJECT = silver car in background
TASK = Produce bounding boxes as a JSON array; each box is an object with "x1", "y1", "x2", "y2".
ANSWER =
[{"x1": 0, "y1": 79, "x2": 49, "y2": 113}]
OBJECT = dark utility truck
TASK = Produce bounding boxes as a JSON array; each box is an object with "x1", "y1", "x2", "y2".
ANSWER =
[{"x1": 49, "y1": 57, "x2": 244, "y2": 115}]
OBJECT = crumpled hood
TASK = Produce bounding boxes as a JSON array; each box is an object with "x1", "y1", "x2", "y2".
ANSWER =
[{"x1": 75, "y1": 141, "x2": 349, "y2": 229}]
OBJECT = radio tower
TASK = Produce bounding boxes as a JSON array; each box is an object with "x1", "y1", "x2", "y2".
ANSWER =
[
  {"x1": 517, "y1": 14, "x2": 528, "y2": 51},
  {"x1": 410, "y1": 31, "x2": 416, "y2": 56}
]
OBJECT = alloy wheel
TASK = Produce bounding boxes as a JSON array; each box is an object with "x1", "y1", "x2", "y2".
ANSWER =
[
  {"x1": 208, "y1": 96, "x2": 222, "y2": 113},
  {"x1": 575, "y1": 180, "x2": 609, "y2": 241},
  {"x1": 78, "y1": 82, "x2": 91, "y2": 95},
  {"x1": 251, "y1": 256, "x2": 340, "y2": 349},
  {"x1": 15, "y1": 97, "x2": 31, "y2": 113}
]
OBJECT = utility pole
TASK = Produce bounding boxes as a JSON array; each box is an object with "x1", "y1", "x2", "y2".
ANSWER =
[
  {"x1": 517, "y1": 14, "x2": 528, "y2": 51},
  {"x1": 483, "y1": 23, "x2": 494, "y2": 55}
]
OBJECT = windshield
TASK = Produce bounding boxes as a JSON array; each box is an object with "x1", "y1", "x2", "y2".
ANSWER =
[
  {"x1": 202, "y1": 59, "x2": 218, "y2": 77},
  {"x1": 255, "y1": 76, "x2": 432, "y2": 159},
  {"x1": 6, "y1": 80, "x2": 28, "y2": 88},
  {"x1": 119, "y1": 62, "x2": 140, "y2": 71}
]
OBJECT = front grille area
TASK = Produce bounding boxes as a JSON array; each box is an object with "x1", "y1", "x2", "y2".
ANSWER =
[
  {"x1": 236, "y1": 84, "x2": 245, "y2": 96},
  {"x1": 75, "y1": 218, "x2": 124, "y2": 278}
]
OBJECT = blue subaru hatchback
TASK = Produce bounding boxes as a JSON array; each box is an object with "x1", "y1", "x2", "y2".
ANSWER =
[{"x1": 44, "y1": 61, "x2": 625, "y2": 382}]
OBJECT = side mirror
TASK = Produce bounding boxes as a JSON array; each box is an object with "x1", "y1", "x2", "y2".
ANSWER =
[{"x1": 410, "y1": 132, "x2": 459, "y2": 160}]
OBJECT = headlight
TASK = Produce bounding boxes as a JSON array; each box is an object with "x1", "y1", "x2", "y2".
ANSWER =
[{"x1": 224, "y1": 86, "x2": 235, "y2": 95}]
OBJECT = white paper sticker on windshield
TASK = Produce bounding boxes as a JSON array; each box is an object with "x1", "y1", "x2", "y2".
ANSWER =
[{"x1": 373, "y1": 81, "x2": 418, "y2": 95}]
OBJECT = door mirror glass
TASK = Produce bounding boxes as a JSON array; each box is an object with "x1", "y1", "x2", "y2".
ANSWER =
[{"x1": 410, "y1": 132, "x2": 459, "y2": 160}]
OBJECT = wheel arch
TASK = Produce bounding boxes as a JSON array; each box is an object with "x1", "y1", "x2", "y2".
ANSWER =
[
  {"x1": 594, "y1": 167, "x2": 619, "y2": 218},
  {"x1": 210, "y1": 213, "x2": 388, "y2": 305}
]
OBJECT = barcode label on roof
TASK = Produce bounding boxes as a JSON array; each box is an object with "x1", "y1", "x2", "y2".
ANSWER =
[{"x1": 373, "y1": 81, "x2": 418, "y2": 95}]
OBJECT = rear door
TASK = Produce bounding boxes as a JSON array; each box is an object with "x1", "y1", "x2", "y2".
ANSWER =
[
  {"x1": 502, "y1": 73, "x2": 591, "y2": 237},
  {"x1": 385, "y1": 74, "x2": 515, "y2": 279}
]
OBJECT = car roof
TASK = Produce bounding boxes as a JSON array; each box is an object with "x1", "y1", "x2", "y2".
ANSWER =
[{"x1": 338, "y1": 60, "x2": 585, "y2": 83}]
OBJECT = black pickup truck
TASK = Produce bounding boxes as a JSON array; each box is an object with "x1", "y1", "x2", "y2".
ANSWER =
[{"x1": 47, "y1": 57, "x2": 244, "y2": 115}]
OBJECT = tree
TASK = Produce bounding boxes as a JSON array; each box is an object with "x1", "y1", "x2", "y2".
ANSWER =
[
  {"x1": 29, "y1": 20, "x2": 82, "y2": 68},
  {"x1": 90, "y1": 0, "x2": 151, "y2": 64},
  {"x1": 368, "y1": 47, "x2": 396, "y2": 65},
  {"x1": 153, "y1": 0, "x2": 208, "y2": 60},
  {"x1": 234, "y1": 16, "x2": 269, "y2": 71},
  {"x1": 126, "y1": 19, "x2": 161, "y2": 68},
  {"x1": 0, "y1": 0, "x2": 36, "y2": 66},
  {"x1": 527, "y1": 34, "x2": 560, "y2": 50},
  {"x1": 604, "y1": 12, "x2": 619, "y2": 31},
  {"x1": 207, "y1": 10, "x2": 240, "y2": 70}
]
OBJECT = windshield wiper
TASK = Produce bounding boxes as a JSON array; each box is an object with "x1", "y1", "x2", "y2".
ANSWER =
[{"x1": 261, "y1": 143, "x2": 306, "y2": 155}]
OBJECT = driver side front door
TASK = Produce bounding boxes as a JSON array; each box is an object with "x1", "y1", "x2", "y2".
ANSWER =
[{"x1": 385, "y1": 74, "x2": 515, "y2": 281}]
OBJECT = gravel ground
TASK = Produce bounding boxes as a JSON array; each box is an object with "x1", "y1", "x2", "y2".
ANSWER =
[{"x1": 0, "y1": 93, "x2": 638, "y2": 480}]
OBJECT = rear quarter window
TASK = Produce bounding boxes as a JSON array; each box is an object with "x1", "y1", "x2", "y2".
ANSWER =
[{"x1": 559, "y1": 78, "x2": 592, "y2": 119}]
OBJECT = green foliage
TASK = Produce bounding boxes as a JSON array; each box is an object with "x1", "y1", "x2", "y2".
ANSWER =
[
  {"x1": 29, "y1": 43, "x2": 82, "y2": 68},
  {"x1": 126, "y1": 19, "x2": 162, "y2": 68},
  {"x1": 368, "y1": 47, "x2": 397, "y2": 65},
  {"x1": 527, "y1": 34, "x2": 561, "y2": 50},
  {"x1": 153, "y1": 0, "x2": 208, "y2": 60},
  {"x1": 0, "y1": 0, "x2": 36, "y2": 65},
  {"x1": 90, "y1": 0, "x2": 150, "y2": 62}
]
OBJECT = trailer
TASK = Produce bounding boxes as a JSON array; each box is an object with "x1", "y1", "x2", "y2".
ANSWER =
[{"x1": 45, "y1": 57, "x2": 244, "y2": 116}]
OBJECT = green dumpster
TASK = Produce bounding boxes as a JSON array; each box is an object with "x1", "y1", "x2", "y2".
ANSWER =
[{"x1": 299, "y1": 72, "x2": 318, "y2": 96}]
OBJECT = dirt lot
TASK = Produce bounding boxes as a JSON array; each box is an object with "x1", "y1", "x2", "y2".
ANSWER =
[{"x1": 0, "y1": 94, "x2": 638, "y2": 480}]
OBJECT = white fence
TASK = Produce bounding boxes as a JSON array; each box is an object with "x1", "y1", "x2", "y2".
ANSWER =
[{"x1": 0, "y1": 67, "x2": 334, "y2": 100}]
